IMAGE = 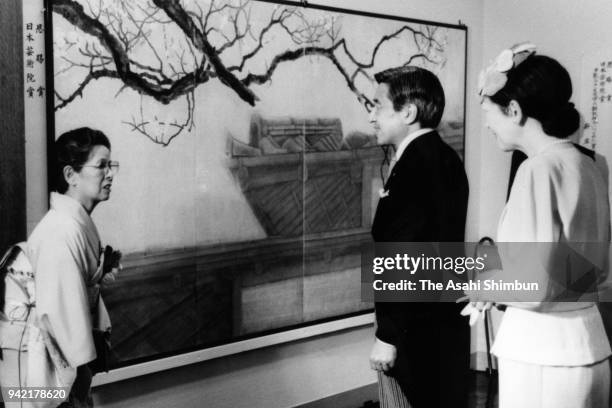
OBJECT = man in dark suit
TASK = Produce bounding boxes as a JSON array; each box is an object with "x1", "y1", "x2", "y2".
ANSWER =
[{"x1": 368, "y1": 66, "x2": 470, "y2": 407}]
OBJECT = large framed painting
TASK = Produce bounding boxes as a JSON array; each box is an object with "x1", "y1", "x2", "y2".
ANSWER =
[{"x1": 46, "y1": 0, "x2": 467, "y2": 371}]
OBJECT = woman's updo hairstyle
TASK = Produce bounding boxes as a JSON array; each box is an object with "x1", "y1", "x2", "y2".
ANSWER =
[
  {"x1": 53, "y1": 127, "x2": 111, "y2": 193},
  {"x1": 490, "y1": 55, "x2": 579, "y2": 138}
]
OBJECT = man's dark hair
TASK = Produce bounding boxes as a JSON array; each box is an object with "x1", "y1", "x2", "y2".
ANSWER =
[
  {"x1": 53, "y1": 127, "x2": 111, "y2": 193},
  {"x1": 374, "y1": 66, "x2": 445, "y2": 128}
]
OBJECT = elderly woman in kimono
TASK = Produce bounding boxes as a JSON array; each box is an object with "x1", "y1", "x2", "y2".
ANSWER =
[
  {"x1": 469, "y1": 44, "x2": 612, "y2": 407},
  {"x1": 27, "y1": 127, "x2": 119, "y2": 407}
]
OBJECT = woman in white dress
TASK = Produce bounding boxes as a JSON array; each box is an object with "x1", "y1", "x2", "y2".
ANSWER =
[{"x1": 477, "y1": 44, "x2": 612, "y2": 408}]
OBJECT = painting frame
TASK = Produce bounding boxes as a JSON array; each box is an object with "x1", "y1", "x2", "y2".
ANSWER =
[{"x1": 44, "y1": 0, "x2": 468, "y2": 376}]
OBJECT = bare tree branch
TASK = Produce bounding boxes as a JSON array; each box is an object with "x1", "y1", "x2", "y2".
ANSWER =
[
  {"x1": 55, "y1": 68, "x2": 120, "y2": 109},
  {"x1": 337, "y1": 25, "x2": 441, "y2": 71},
  {"x1": 123, "y1": 92, "x2": 195, "y2": 146},
  {"x1": 53, "y1": 0, "x2": 446, "y2": 144},
  {"x1": 227, "y1": 7, "x2": 296, "y2": 72},
  {"x1": 53, "y1": 0, "x2": 216, "y2": 106},
  {"x1": 151, "y1": 0, "x2": 258, "y2": 105},
  {"x1": 216, "y1": 3, "x2": 251, "y2": 54}
]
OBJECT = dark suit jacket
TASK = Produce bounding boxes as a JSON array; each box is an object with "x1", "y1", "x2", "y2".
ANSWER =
[{"x1": 371, "y1": 130, "x2": 469, "y2": 407}]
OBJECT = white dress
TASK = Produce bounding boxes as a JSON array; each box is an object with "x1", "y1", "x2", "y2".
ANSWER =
[{"x1": 492, "y1": 141, "x2": 612, "y2": 408}]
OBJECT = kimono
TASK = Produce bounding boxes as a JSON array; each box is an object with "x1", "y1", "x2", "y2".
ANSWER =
[
  {"x1": 492, "y1": 141, "x2": 611, "y2": 408},
  {"x1": 28, "y1": 192, "x2": 111, "y2": 368},
  {"x1": 0, "y1": 193, "x2": 111, "y2": 407}
]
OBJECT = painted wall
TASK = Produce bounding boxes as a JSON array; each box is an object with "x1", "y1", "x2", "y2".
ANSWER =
[
  {"x1": 21, "y1": 0, "x2": 484, "y2": 406},
  {"x1": 44, "y1": 0, "x2": 471, "y2": 255},
  {"x1": 82, "y1": 0, "x2": 485, "y2": 407},
  {"x1": 26, "y1": 0, "x2": 485, "y2": 245}
]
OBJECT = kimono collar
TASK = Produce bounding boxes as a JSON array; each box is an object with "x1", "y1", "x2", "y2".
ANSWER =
[{"x1": 50, "y1": 192, "x2": 101, "y2": 242}]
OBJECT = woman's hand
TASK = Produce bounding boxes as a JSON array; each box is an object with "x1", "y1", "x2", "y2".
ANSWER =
[{"x1": 369, "y1": 338, "x2": 397, "y2": 373}]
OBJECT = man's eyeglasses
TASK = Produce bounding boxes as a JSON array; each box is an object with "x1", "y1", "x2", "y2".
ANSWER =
[{"x1": 82, "y1": 161, "x2": 120, "y2": 174}]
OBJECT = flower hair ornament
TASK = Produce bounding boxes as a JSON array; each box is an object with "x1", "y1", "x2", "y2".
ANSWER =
[{"x1": 478, "y1": 42, "x2": 536, "y2": 97}]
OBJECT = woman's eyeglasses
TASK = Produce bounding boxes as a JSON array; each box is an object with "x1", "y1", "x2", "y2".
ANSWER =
[{"x1": 82, "y1": 161, "x2": 120, "y2": 174}]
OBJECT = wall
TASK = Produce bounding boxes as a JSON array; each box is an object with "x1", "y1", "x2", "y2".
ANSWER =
[
  {"x1": 82, "y1": 0, "x2": 484, "y2": 407},
  {"x1": 478, "y1": 0, "x2": 612, "y2": 237}
]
